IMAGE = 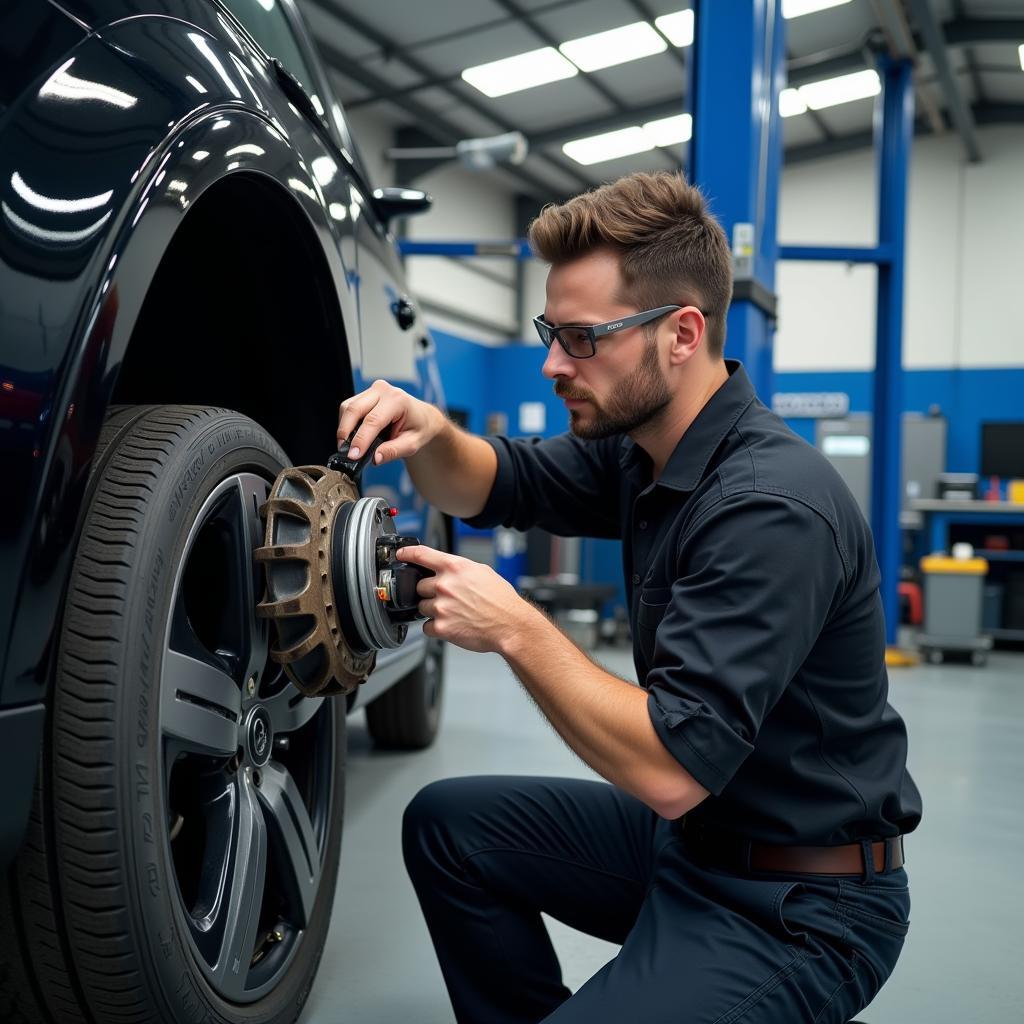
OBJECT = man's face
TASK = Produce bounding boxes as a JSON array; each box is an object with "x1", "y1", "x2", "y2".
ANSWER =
[{"x1": 541, "y1": 248, "x2": 672, "y2": 440}]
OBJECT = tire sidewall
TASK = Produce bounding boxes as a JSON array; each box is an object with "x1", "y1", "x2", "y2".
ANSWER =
[{"x1": 71, "y1": 410, "x2": 343, "y2": 1024}]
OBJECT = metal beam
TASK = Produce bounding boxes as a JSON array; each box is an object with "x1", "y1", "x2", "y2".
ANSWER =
[
  {"x1": 529, "y1": 97, "x2": 683, "y2": 148},
  {"x1": 312, "y1": 0, "x2": 597, "y2": 193},
  {"x1": 784, "y1": 101, "x2": 1024, "y2": 164},
  {"x1": 872, "y1": 56, "x2": 915, "y2": 647},
  {"x1": 974, "y1": 101, "x2": 1024, "y2": 125},
  {"x1": 869, "y1": 0, "x2": 945, "y2": 136},
  {"x1": 943, "y1": 17, "x2": 1024, "y2": 45},
  {"x1": 315, "y1": 37, "x2": 570, "y2": 201},
  {"x1": 950, "y1": 0, "x2": 985, "y2": 106},
  {"x1": 489, "y1": 0, "x2": 678, "y2": 171},
  {"x1": 309, "y1": 0, "x2": 587, "y2": 67},
  {"x1": 909, "y1": 0, "x2": 981, "y2": 162}
]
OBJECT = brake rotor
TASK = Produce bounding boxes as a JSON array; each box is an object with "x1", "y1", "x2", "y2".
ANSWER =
[
  {"x1": 255, "y1": 451, "x2": 429, "y2": 698},
  {"x1": 255, "y1": 465, "x2": 373, "y2": 697}
]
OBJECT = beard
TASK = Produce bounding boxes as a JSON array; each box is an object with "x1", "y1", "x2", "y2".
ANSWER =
[{"x1": 556, "y1": 337, "x2": 672, "y2": 440}]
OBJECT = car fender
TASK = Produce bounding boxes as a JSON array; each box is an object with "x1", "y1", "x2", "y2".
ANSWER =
[{"x1": 0, "y1": 13, "x2": 361, "y2": 708}]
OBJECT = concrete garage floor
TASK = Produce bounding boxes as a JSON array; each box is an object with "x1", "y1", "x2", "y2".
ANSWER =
[{"x1": 301, "y1": 642, "x2": 1024, "y2": 1024}]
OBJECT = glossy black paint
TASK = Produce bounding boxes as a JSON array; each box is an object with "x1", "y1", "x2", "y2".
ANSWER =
[{"x1": 0, "y1": 0, "x2": 436, "y2": 865}]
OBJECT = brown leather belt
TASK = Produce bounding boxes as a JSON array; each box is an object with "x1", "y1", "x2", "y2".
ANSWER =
[{"x1": 674, "y1": 819, "x2": 905, "y2": 878}]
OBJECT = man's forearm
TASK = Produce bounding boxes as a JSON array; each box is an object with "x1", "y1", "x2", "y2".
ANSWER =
[
  {"x1": 498, "y1": 603, "x2": 708, "y2": 819},
  {"x1": 406, "y1": 412, "x2": 498, "y2": 520}
]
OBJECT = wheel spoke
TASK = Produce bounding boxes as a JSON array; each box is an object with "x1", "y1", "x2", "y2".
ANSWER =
[
  {"x1": 225, "y1": 474, "x2": 271, "y2": 689},
  {"x1": 162, "y1": 649, "x2": 241, "y2": 757},
  {"x1": 210, "y1": 477, "x2": 272, "y2": 688},
  {"x1": 211, "y1": 773, "x2": 268, "y2": 1002},
  {"x1": 263, "y1": 683, "x2": 323, "y2": 736},
  {"x1": 257, "y1": 761, "x2": 319, "y2": 928}
]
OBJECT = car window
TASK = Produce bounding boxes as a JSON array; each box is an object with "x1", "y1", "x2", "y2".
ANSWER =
[{"x1": 218, "y1": 0, "x2": 323, "y2": 113}]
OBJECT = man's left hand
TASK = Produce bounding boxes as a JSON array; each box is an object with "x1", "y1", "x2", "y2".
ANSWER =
[{"x1": 396, "y1": 545, "x2": 535, "y2": 654}]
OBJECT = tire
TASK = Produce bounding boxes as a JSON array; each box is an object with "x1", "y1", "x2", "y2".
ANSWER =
[
  {"x1": 0, "y1": 406, "x2": 346, "y2": 1024},
  {"x1": 364, "y1": 511, "x2": 447, "y2": 750}
]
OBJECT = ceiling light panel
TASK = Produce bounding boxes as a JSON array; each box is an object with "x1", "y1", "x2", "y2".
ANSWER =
[
  {"x1": 779, "y1": 87, "x2": 808, "y2": 117},
  {"x1": 1019, "y1": 43, "x2": 1024, "y2": 71},
  {"x1": 563, "y1": 126, "x2": 654, "y2": 165},
  {"x1": 782, "y1": 0, "x2": 853, "y2": 17},
  {"x1": 462, "y1": 47, "x2": 577, "y2": 98},
  {"x1": 654, "y1": 11, "x2": 694, "y2": 48},
  {"x1": 643, "y1": 113, "x2": 692, "y2": 146},
  {"x1": 559, "y1": 22, "x2": 667, "y2": 73},
  {"x1": 799, "y1": 68, "x2": 880, "y2": 109}
]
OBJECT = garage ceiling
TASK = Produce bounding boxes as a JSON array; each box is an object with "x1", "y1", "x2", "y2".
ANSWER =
[{"x1": 296, "y1": 0, "x2": 1024, "y2": 201}]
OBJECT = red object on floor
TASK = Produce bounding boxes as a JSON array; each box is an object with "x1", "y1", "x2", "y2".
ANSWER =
[{"x1": 898, "y1": 581, "x2": 923, "y2": 626}]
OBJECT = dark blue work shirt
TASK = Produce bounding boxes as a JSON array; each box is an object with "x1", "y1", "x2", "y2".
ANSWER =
[{"x1": 464, "y1": 361, "x2": 922, "y2": 845}]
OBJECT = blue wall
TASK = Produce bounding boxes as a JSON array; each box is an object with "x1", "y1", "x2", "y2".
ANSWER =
[{"x1": 776, "y1": 368, "x2": 1024, "y2": 472}]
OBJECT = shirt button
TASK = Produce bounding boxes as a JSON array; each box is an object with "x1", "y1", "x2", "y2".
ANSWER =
[
  {"x1": 632, "y1": 573, "x2": 641, "y2": 585},
  {"x1": 638, "y1": 520, "x2": 648, "y2": 530}
]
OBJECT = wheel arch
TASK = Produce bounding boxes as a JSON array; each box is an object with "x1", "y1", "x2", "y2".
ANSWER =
[{"x1": 112, "y1": 169, "x2": 355, "y2": 468}]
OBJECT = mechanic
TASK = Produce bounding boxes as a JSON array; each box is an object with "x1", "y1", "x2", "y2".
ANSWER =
[{"x1": 335, "y1": 171, "x2": 921, "y2": 1024}]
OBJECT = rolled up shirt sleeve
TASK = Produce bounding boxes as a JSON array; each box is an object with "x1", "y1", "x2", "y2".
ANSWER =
[
  {"x1": 645, "y1": 492, "x2": 847, "y2": 796},
  {"x1": 462, "y1": 433, "x2": 623, "y2": 538}
]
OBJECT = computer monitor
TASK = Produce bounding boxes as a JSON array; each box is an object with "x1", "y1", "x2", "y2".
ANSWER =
[{"x1": 980, "y1": 422, "x2": 1024, "y2": 478}]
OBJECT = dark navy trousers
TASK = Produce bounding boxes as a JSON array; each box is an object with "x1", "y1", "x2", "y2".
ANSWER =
[{"x1": 402, "y1": 775, "x2": 911, "y2": 1024}]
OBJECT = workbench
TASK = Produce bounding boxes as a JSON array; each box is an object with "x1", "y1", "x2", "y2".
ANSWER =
[{"x1": 910, "y1": 499, "x2": 1024, "y2": 641}]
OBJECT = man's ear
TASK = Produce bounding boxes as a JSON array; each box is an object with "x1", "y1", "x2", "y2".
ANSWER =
[{"x1": 668, "y1": 307, "x2": 706, "y2": 366}]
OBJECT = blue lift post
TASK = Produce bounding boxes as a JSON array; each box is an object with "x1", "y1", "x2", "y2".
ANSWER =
[
  {"x1": 687, "y1": 0, "x2": 786, "y2": 402},
  {"x1": 779, "y1": 56, "x2": 915, "y2": 646}
]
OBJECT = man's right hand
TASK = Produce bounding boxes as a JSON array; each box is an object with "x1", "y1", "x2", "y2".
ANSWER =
[{"x1": 336, "y1": 379, "x2": 445, "y2": 467}]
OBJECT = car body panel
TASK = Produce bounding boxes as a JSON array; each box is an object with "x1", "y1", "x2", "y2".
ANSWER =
[{"x1": 0, "y1": 0, "x2": 445, "y2": 864}]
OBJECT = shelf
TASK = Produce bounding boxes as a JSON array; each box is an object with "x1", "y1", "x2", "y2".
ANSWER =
[
  {"x1": 990, "y1": 628, "x2": 1024, "y2": 641},
  {"x1": 910, "y1": 500, "x2": 1024, "y2": 513}
]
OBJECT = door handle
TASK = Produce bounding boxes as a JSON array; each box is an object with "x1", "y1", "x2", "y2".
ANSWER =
[{"x1": 391, "y1": 297, "x2": 417, "y2": 331}]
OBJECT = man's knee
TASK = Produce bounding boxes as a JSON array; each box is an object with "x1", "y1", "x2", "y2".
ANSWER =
[{"x1": 402, "y1": 777, "x2": 479, "y2": 877}]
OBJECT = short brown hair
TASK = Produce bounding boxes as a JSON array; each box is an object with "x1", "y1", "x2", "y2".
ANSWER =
[{"x1": 528, "y1": 171, "x2": 732, "y2": 358}]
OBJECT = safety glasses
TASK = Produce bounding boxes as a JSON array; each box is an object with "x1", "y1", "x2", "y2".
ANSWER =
[{"x1": 533, "y1": 305, "x2": 683, "y2": 359}]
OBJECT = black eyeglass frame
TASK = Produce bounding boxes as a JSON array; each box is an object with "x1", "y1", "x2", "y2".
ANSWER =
[{"x1": 533, "y1": 304, "x2": 697, "y2": 359}]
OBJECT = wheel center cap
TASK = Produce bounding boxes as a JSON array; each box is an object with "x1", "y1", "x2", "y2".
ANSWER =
[{"x1": 245, "y1": 706, "x2": 273, "y2": 767}]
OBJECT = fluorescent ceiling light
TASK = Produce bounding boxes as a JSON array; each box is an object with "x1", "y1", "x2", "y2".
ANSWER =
[
  {"x1": 779, "y1": 87, "x2": 808, "y2": 117},
  {"x1": 643, "y1": 113, "x2": 692, "y2": 146},
  {"x1": 782, "y1": 0, "x2": 852, "y2": 17},
  {"x1": 563, "y1": 126, "x2": 653, "y2": 165},
  {"x1": 559, "y1": 21, "x2": 666, "y2": 72},
  {"x1": 654, "y1": 11, "x2": 694, "y2": 48},
  {"x1": 462, "y1": 47, "x2": 577, "y2": 97},
  {"x1": 1019, "y1": 43, "x2": 1024, "y2": 71},
  {"x1": 798, "y1": 68, "x2": 880, "y2": 110}
]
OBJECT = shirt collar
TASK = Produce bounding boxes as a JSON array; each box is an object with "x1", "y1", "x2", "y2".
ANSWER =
[{"x1": 619, "y1": 360, "x2": 756, "y2": 493}]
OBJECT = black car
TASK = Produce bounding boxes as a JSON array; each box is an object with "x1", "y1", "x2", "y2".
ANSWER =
[{"x1": 0, "y1": 2, "x2": 448, "y2": 1020}]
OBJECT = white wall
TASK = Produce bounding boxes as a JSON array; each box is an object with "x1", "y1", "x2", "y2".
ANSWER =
[
  {"x1": 777, "y1": 124, "x2": 1024, "y2": 372},
  {"x1": 343, "y1": 106, "x2": 520, "y2": 343},
  {"x1": 405, "y1": 163, "x2": 519, "y2": 341}
]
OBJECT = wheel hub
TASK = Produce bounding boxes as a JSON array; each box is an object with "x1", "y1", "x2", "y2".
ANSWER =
[{"x1": 244, "y1": 705, "x2": 273, "y2": 767}]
